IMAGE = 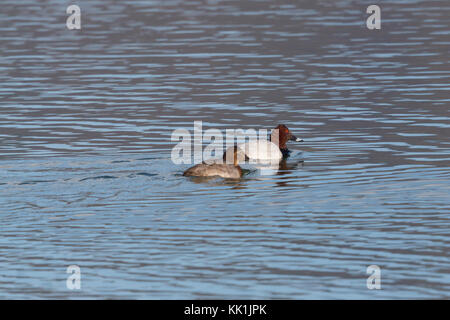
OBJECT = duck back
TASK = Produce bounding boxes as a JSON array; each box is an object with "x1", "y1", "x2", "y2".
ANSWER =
[
  {"x1": 237, "y1": 140, "x2": 282, "y2": 160},
  {"x1": 183, "y1": 163, "x2": 242, "y2": 179}
]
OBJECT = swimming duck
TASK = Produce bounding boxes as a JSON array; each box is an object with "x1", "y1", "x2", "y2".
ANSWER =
[
  {"x1": 183, "y1": 146, "x2": 244, "y2": 179},
  {"x1": 226, "y1": 124, "x2": 303, "y2": 161}
]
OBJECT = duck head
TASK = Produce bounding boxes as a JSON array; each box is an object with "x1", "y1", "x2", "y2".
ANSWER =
[
  {"x1": 222, "y1": 145, "x2": 247, "y2": 166},
  {"x1": 270, "y1": 124, "x2": 303, "y2": 156}
]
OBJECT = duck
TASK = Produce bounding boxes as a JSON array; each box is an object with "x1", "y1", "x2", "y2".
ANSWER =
[
  {"x1": 183, "y1": 146, "x2": 245, "y2": 179},
  {"x1": 225, "y1": 124, "x2": 303, "y2": 161}
]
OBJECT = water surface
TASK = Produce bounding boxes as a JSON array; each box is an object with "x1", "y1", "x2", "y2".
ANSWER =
[{"x1": 0, "y1": 0, "x2": 449, "y2": 298}]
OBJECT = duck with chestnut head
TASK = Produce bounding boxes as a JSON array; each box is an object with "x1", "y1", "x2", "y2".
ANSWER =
[{"x1": 224, "y1": 124, "x2": 303, "y2": 161}]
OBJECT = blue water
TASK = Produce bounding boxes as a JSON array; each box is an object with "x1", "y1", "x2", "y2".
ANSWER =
[{"x1": 0, "y1": 0, "x2": 449, "y2": 298}]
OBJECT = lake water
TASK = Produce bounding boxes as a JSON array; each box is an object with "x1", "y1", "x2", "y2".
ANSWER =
[{"x1": 0, "y1": 0, "x2": 449, "y2": 299}]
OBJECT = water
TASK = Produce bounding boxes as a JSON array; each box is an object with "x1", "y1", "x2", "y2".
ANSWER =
[{"x1": 0, "y1": 0, "x2": 449, "y2": 299}]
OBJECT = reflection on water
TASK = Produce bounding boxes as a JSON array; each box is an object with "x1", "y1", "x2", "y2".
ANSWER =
[{"x1": 0, "y1": 0, "x2": 449, "y2": 298}]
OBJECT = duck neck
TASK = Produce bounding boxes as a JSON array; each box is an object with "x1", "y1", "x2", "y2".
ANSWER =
[
  {"x1": 280, "y1": 148, "x2": 291, "y2": 158},
  {"x1": 270, "y1": 131, "x2": 288, "y2": 150}
]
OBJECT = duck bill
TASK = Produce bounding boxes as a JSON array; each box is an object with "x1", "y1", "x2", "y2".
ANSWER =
[{"x1": 289, "y1": 134, "x2": 303, "y2": 142}]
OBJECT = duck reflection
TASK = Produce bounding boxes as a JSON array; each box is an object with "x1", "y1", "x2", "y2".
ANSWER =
[
  {"x1": 277, "y1": 158, "x2": 304, "y2": 175},
  {"x1": 251, "y1": 157, "x2": 304, "y2": 177}
]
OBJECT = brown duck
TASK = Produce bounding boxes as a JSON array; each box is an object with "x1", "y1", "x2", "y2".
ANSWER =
[{"x1": 183, "y1": 146, "x2": 244, "y2": 179}]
